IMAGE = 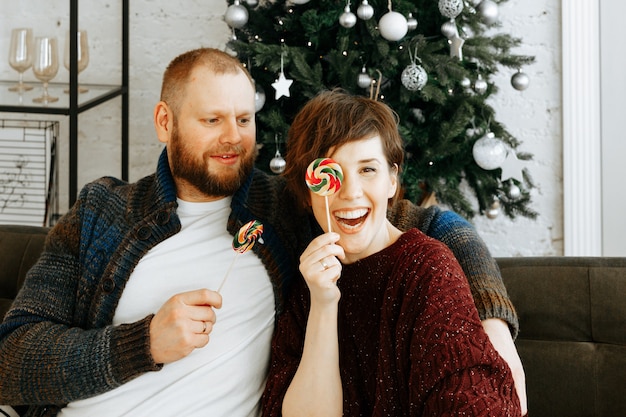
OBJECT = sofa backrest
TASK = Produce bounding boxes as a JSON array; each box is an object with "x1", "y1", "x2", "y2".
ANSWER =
[
  {"x1": 0, "y1": 225, "x2": 48, "y2": 319},
  {"x1": 497, "y1": 256, "x2": 626, "y2": 417}
]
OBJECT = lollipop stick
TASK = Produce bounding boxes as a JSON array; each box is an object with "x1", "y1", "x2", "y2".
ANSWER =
[
  {"x1": 217, "y1": 253, "x2": 239, "y2": 293},
  {"x1": 325, "y1": 195, "x2": 332, "y2": 233}
]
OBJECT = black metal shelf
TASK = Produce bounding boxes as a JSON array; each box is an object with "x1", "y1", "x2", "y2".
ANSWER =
[{"x1": 0, "y1": 0, "x2": 129, "y2": 208}]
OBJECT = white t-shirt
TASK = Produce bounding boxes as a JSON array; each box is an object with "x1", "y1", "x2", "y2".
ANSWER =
[{"x1": 59, "y1": 197, "x2": 275, "y2": 417}]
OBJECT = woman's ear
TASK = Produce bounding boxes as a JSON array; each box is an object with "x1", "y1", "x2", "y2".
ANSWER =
[
  {"x1": 388, "y1": 163, "x2": 399, "y2": 199},
  {"x1": 154, "y1": 101, "x2": 173, "y2": 145}
]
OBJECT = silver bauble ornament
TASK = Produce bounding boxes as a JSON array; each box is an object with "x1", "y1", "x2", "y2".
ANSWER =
[
  {"x1": 472, "y1": 132, "x2": 507, "y2": 170},
  {"x1": 511, "y1": 70, "x2": 530, "y2": 91},
  {"x1": 473, "y1": 74, "x2": 488, "y2": 94},
  {"x1": 508, "y1": 183, "x2": 521, "y2": 199},
  {"x1": 270, "y1": 150, "x2": 286, "y2": 174},
  {"x1": 254, "y1": 83, "x2": 266, "y2": 112},
  {"x1": 225, "y1": 0, "x2": 249, "y2": 29},
  {"x1": 438, "y1": 0, "x2": 464, "y2": 19},
  {"x1": 290, "y1": 0, "x2": 311, "y2": 3},
  {"x1": 477, "y1": 0, "x2": 498, "y2": 25},
  {"x1": 339, "y1": 5, "x2": 357, "y2": 28},
  {"x1": 407, "y1": 13, "x2": 418, "y2": 31},
  {"x1": 357, "y1": 66, "x2": 372, "y2": 88},
  {"x1": 486, "y1": 200, "x2": 500, "y2": 219},
  {"x1": 441, "y1": 19, "x2": 458, "y2": 39},
  {"x1": 245, "y1": 0, "x2": 258, "y2": 6},
  {"x1": 460, "y1": 76, "x2": 471, "y2": 89},
  {"x1": 378, "y1": 11, "x2": 408, "y2": 41},
  {"x1": 357, "y1": 0, "x2": 375, "y2": 20},
  {"x1": 401, "y1": 63, "x2": 428, "y2": 91}
]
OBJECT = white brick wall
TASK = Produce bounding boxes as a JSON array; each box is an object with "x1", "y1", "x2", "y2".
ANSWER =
[{"x1": 0, "y1": 0, "x2": 562, "y2": 256}]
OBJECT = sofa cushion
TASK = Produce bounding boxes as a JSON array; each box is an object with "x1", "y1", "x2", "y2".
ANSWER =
[
  {"x1": 498, "y1": 256, "x2": 626, "y2": 417},
  {"x1": 0, "y1": 225, "x2": 48, "y2": 319}
]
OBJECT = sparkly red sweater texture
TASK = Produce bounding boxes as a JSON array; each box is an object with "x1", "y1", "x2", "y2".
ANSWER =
[{"x1": 262, "y1": 228, "x2": 520, "y2": 417}]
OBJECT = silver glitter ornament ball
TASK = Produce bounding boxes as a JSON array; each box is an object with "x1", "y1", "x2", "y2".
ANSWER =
[
  {"x1": 477, "y1": 0, "x2": 498, "y2": 25},
  {"x1": 438, "y1": 0, "x2": 464, "y2": 19},
  {"x1": 357, "y1": 0, "x2": 375, "y2": 20},
  {"x1": 401, "y1": 63, "x2": 428, "y2": 91},
  {"x1": 511, "y1": 71, "x2": 530, "y2": 91},
  {"x1": 270, "y1": 151, "x2": 286, "y2": 174},
  {"x1": 224, "y1": 0, "x2": 249, "y2": 29}
]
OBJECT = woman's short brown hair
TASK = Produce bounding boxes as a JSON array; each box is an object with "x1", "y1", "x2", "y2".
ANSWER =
[{"x1": 283, "y1": 89, "x2": 405, "y2": 210}]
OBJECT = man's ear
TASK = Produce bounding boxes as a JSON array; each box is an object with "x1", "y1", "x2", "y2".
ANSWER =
[{"x1": 154, "y1": 101, "x2": 173, "y2": 145}]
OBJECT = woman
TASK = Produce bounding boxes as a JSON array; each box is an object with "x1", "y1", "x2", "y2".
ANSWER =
[{"x1": 262, "y1": 90, "x2": 522, "y2": 416}]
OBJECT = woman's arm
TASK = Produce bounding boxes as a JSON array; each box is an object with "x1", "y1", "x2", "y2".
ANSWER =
[
  {"x1": 388, "y1": 200, "x2": 519, "y2": 336},
  {"x1": 388, "y1": 201, "x2": 526, "y2": 413},
  {"x1": 282, "y1": 232, "x2": 344, "y2": 417}
]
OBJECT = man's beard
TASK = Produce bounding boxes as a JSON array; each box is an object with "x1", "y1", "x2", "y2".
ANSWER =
[{"x1": 168, "y1": 124, "x2": 256, "y2": 198}]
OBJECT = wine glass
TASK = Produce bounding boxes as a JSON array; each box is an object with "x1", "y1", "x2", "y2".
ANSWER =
[
  {"x1": 32, "y1": 37, "x2": 60, "y2": 104},
  {"x1": 63, "y1": 30, "x2": 89, "y2": 93},
  {"x1": 8, "y1": 28, "x2": 34, "y2": 92}
]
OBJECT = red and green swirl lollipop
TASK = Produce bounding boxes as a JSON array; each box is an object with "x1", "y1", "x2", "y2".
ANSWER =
[
  {"x1": 232, "y1": 220, "x2": 264, "y2": 254},
  {"x1": 218, "y1": 220, "x2": 264, "y2": 292},
  {"x1": 305, "y1": 158, "x2": 343, "y2": 232}
]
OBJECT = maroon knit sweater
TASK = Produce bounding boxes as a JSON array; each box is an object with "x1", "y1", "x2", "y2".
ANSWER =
[{"x1": 262, "y1": 228, "x2": 520, "y2": 416}]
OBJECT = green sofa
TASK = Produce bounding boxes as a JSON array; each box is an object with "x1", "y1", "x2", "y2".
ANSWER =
[{"x1": 1, "y1": 224, "x2": 625, "y2": 416}]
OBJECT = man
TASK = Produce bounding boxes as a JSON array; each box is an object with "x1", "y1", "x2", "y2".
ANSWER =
[{"x1": 0, "y1": 48, "x2": 525, "y2": 416}]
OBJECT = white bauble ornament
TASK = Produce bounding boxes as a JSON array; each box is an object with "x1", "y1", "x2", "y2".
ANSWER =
[
  {"x1": 472, "y1": 132, "x2": 507, "y2": 170},
  {"x1": 407, "y1": 13, "x2": 418, "y2": 31},
  {"x1": 270, "y1": 150, "x2": 287, "y2": 174},
  {"x1": 339, "y1": 5, "x2": 357, "y2": 28},
  {"x1": 378, "y1": 11, "x2": 408, "y2": 41},
  {"x1": 225, "y1": 0, "x2": 249, "y2": 29},
  {"x1": 290, "y1": 0, "x2": 311, "y2": 4},
  {"x1": 511, "y1": 70, "x2": 530, "y2": 91},
  {"x1": 245, "y1": 0, "x2": 258, "y2": 6},
  {"x1": 486, "y1": 200, "x2": 500, "y2": 219},
  {"x1": 438, "y1": 0, "x2": 464, "y2": 19},
  {"x1": 254, "y1": 83, "x2": 266, "y2": 112},
  {"x1": 401, "y1": 63, "x2": 428, "y2": 91},
  {"x1": 473, "y1": 74, "x2": 488, "y2": 94},
  {"x1": 460, "y1": 76, "x2": 471, "y2": 89},
  {"x1": 357, "y1": 66, "x2": 372, "y2": 88},
  {"x1": 477, "y1": 0, "x2": 498, "y2": 25},
  {"x1": 357, "y1": 0, "x2": 375, "y2": 20}
]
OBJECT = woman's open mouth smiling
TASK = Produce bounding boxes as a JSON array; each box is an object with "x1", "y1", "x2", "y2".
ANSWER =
[{"x1": 333, "y1": 208, "x2": 370, "y2": 231}]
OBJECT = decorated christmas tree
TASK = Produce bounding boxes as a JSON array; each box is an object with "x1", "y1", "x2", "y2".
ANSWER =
[{"x1": 225, "y1": 0, "x2": 536, "y2": 219}]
